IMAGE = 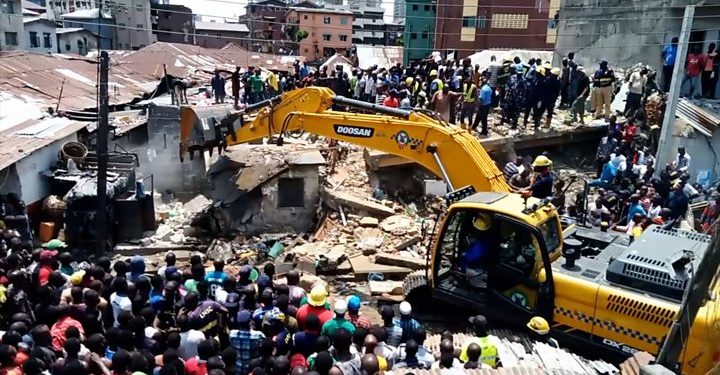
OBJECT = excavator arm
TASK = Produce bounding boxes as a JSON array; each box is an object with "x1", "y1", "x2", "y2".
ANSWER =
[{"x1": 179, "y1": 86, "x2": 509, "y2": 193}]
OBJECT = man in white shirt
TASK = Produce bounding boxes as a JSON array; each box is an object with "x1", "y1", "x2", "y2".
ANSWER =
[
  {"x1": 178, "y1": 315, "x2": 206, "y2": 360},
  {"x1": 625, "y1": 67, "x2": 647, "y2": 117},
  {"x1": 674, "y1": 146, "x2": 691, "y2": 172},
  {"x1": 110, "y1": 278, "x2": 132, "y2": 327}
]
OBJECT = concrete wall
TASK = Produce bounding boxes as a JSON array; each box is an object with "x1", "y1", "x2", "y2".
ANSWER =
[
  {"x1": 114, "y1": 0, "x2": 152, "y2": 50},
  {"x1": 146, "y1": 104, "x2": 206, "y2": 199},
  {"x1": 152, "y1": 4, "x2": 194, "y2": 45},
  {"x1": 23, "y1": 20, "x2": 56, "y2": 53},
  {"x1": 64, "y1": 18, "x2": 115, "y2": 49},
  {"x1": 658, "y1": 121, "x2": 720, "y2": 188},
  {"x1": 13, "y1": 133, "x2": 77, "y2": 205},
  {"x1": 108, "y1": 124, "x2": 151, "y2": 184},
  {"x1": 56, "y1": 29, "x2": 97, "y2": 54},
  {"x1": 1, "y1": 0, "x2": 24, "y2": 51},
  {"x1": 553, "y1": 0, "x2": 720, "y2": 71}
]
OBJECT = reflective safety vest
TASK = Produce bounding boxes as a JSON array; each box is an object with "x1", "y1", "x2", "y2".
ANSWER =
[
  {"x1": 479, "y1": 336, "x2": 498, "y2": 367},
  {"x1": 432, "y1": 78, "x2": 444, "y2": 92},
  {"x1": 463, "y1": 83, "x2": 477, "y2": 102}
]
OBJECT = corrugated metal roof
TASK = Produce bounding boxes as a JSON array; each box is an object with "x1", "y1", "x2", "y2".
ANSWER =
[
  {"x1": 288, "y1": 6, "x2": 354, "y2": 14},
  {"x1": 195, "y1": 21, "x2": 250, "y2": 33},
  {"x1": 61, "y1": 7, "x2": 111, "y2": 19},
  {"x1": 56, "y1": 27, "x2": 89, "y2": 34},
  {"x1": 0, "y1": 51, "x2": 159, "y2": 111},
  {"x1": 118, "y1": 42, "x2": 301, "y2": 80},
  {"x1": 0, "y1": 117, "x2": 87, "y2": 171}
]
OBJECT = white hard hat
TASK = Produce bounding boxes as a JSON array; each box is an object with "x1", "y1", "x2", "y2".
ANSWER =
[
  {"x1": 334, "y1": 299, "x2": 348, "y2": 314},
  {"x1": 400, "y1": 301, "x2": 412, "y2": 315}
]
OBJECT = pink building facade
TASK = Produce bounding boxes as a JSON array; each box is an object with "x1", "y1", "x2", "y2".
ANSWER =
[{"x1": 286, "y1": 7, "x2": 353, "y2": 62}]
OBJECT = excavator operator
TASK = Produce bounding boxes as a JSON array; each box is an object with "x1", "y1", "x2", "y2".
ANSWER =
[
  {"x1": 460, "y1": 214, "x2": 493, "y2": 288},
  {"x1": 522, "y1": 155, "x2": 554, "y2": 199}
]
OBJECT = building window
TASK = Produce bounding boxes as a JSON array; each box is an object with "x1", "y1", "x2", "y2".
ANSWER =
[
  {"x1": 421, "y1": 31, "x2": 428, "y2": 39},
  {"x1": 410, "y1": 32, "x2": 417, "y2": 39},
  {"x1": 1, "y1": 0, "x2": 15, "y2": 14},
  {"x1": 4, "y1": 32, "x2": 18, "y2": 46},
  {"x1": 65, "y1": 42, "x2": 71, "y2": 51},
  {"x1": 43, "y1": 32, "x2": 51, "y2": 47},
  {"x1": 304, "y1": 48, "x2": 309, "y2": 53},
  {"x1": 29, "y1": 31, "x2": 39, "y2": 47},
  {"x1": 322, "y1": 34, "x2": 331, "y2": 41},
  {"x1": 304, "y1": 15, "x2": 308, "y2": 19},
  {"x1": 278, "y1": 178, "x2": 304, "y2": 208},
  {"x1": 412, "y1": 4, "x2": 418, "y2": 10},
  {"x1": 323, "y1": 16, "x2": 331, "y2": 24},
  {"x1": 340, "y1": 17, "x2": 348, "y2": 25},
  {"x1": 135, "y1": 2, "x2": 142, "y2": 11},
  {"x1": 477, "y1": 15, "x2": 486, "y2": 28},
  {"x1": 491, "y1": 13, "x2": 529, "y2": 29},
  {"x1": 339, "y1": 34, "x2": 347, "y2": 41},
  {"x1": 423, "y1": 4, "x2": 429, "y2": 11},
  {"x1": 462, "y1": 16, "x2": 476, "y2": 27},
  {"x1": 136, "y1": 24, "x2": 143, "y2": 29}
]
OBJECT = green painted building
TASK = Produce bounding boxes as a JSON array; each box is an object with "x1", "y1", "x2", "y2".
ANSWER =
[{"x1": 403, "y1": 0, "x2": 435, "y2": 64}]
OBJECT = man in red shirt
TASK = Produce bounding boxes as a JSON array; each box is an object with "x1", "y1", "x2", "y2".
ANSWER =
[
  {"x1": 36, "y1": 250, "x2": 58, "y2": 286},
  {"x1": 295, "y1": 286, "x2": 333, "y2": 331},
  {"x1": 185, "y1": 340, "x2": 214, "y2": 375},
  {"x1": 683, "y1": 44, "x2": 707, "y2": 98},
  {"x1": 383, "y1": 90, "x2": 399, "y2": 108},
  {"x1": 622, "y1": 121, "x2": 637, "y2": 144}
]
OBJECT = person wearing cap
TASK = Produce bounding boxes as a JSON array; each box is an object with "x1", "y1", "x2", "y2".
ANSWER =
[
  {"x1": 502, "y1": 66, "x2": 526, "y2": 129},
  {"x1": 395, "y1": 302, "x2": 420, "y2": 343},
  {"x1": 321, "y1": 299, "x2": 355, "y2": 337},
  {"x1": 126, "y1": 255, "x2": 147, "y2": 284},
  {"x1": 592, "y1": 60, "x2": 615, "y2": 118},
  {"x1": 533, "y1": 67, "x2": 561, "y2": 128},
  {"x1": 229, "y1": 310, "x2": 266, "y2": 375},
  {"x1": 521, "y1": 155, "x2": 554, "y2": 199},
  {"x1": 346, "y1": 296, "x2": 371, "y2": 330},
  {"x1": 460, "y1": 213, "x2": 492, "y2": 287},
  {"x1": 527, "y1": 316, "x2": 559, "y2": 348},
  {"x1": 569, "y1": 65, "x2": 590, "y2": 125},
  {"x1": 459, "y1": 315, "x2": 498, "y2": 368},
  {"x1": 296, "y1": 285, "x2": 333, "y2": 331},
  {"x1": 522, "y1": 63, "x2": 545, "y2": 128}
]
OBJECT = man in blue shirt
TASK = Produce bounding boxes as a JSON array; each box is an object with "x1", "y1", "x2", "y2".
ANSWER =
[
  {"x1": 589, "y1": 156, "x2": 617, "y2": 189},
  {"x1": 662, "y1": 37, "x2": 679, "y2": 92},
  {"x1": 472, "y1": 78, "x2": 493, "y2": 136},
  {"x1": 204, "y1": 259, "x2": 229, "y2": 300},
  {"x1": 626, "y1": 194, "x2": 647, "y2": 223}
]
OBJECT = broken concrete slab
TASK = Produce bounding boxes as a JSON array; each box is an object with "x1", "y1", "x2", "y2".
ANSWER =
[
  {"x1": 114, "y1": 244, "x2": 202, "y2": 256},
  {"x1": 359, "y1": 217, "x2": 379, "y2": 227},
  {"x1": 355, "y1": 227, "x2": 384, "y2": 252},
  {"x1": 369, "y1": 280, "x2": 404, "y2": 295},
  {"x1": 348, "y1": 255, "x2": 412, "y2": 281},
  {"x1": 322, "y1": 188, "x2": 395, "y2": 218},
  {"x1": 394, "y1": 236, "x2": 422, "y2": 251},
  {"x1": 375, "y1": 253, "x2": 426, "y2": 270},
  {"x1": 183, "y1": 194, "x2": 211, "y2": 214},
  {"x1": 379, "y1": 215, "x2": 415, "y2": 233}
]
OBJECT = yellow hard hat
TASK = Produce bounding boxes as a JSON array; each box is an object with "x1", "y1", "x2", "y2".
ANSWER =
[
  {"x1": 308, "y1": 285, "x2": 327, "y2": 307},
  {"x1": 430, "y1": 69, "x2": 438, "y2": 76},
  {"x1": 537, "y1": 67, "x2": 546, "y2": 76},
  {"x1": 405, "y1": 77, "x2": 414, "y2": 85},
  {"x1": 473, "y1": 214, "x2": 491, "y2": 231},
  {"x1": 551, "y1": 67, "x2": 561, "y2": 76},
  {"x1": 532, "y1": 155, "x2": 552, "y2": 168},
  {"x1": 527, "y1": 316, "x2": 550, "y2": 335},
  {"x1": 543, "y1": 62, "x2": 552, "y2": 70},
  {"x1": 70, "y1": 270, "x2": 86, "y2": 286},
  {"x1": 632, "y1": 226, "x2": 643, "y2": 237}
]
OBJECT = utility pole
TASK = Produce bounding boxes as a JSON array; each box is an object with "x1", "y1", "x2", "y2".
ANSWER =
[
  {"x1": 655, "y1": 5, "x2": 694, "y2": 172},
  {"x1": 97, "y1": 51, "x2": 109, "y2": 255}
]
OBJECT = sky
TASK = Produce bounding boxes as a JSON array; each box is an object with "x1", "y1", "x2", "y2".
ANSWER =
[{"x1": 169, "y1": 0, "x2": 396, "y2": 23}]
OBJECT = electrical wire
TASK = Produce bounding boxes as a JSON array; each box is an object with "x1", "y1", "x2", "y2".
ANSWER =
[{"x1": 15, "y1": 18, "x2": 720, "y2": 53}]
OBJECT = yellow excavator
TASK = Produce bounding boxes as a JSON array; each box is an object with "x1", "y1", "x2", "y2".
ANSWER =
[{"x1": 179, "y1": 87, "x2": 720, "y2": 374}]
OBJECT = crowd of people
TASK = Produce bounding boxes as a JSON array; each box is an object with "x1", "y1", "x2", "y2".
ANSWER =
[{"x1": 0, "y1": 238, "x2": 571, "y2": 375}]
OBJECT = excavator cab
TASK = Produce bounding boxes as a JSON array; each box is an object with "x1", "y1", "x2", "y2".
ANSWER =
[{"x1": 427, "y1": 191, "x2": 561, "y2": 324}]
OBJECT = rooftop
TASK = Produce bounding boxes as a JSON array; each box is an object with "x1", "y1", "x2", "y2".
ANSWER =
[
  {"x1": 287, "y1": 6, "x2": 354, "y2": 14},
  {"x1": 23, "y1": 16, "x2": 56, "y2": 25},
  {"x1": 355, "y1": 44, "x2": 403, "y2": 69},
  {"x1": 22, "y1": 0, "x2": 46, "y2": 12},
  {"x1": 56, "y1": 27, "x2": 91, "y2": 34},
  {"x1": 195, "y1": 21, "x2": 250, "y2": 33},
  {"x1": 61, "y1": 8, "x2": 111, "y2": 20}
]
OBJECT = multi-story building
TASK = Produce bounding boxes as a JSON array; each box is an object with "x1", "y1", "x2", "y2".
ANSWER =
[
  {"x1": 23, "y1": 17, "x2": 56, "y2": 52},
  {"x1": 150, "y1": 2, "x2": 194, "y2": 44},
  {"x1": 244, "y1": 0, "x2": 288, "y2": 53},
  {"x1": 393, "y1": 0, "x2": 405, "y2": 23},
  {"x1": 434, "y1": 0, "x2": 554, "y2": 59},
  {"x1": 45, "y1": 0, "x2": 97, "y2": 20},
  {"x1": 285, "y1": 7, "x2": 353, "y2": 61},
  {"x1": 403, "y1": 0, "x2": 434, "y2": 64},
  {"x1": 62, "y1": 8, "x2": 114, "y2": 50},
  {"x1": 351, "y1": 6, "x2": 385, "y2": 45},
  {"x1": 109, "y1": 0, "x2": 153, "y2": 50},
  {"x1": 385, "y1": 20, "x2": 403, "y2": 46},
  {"x1": 1, "y1": 0, "x2": 24, "y2": 51},
  {"x1": 195, "y1": 21, "x2": 250, "y2": 49}
]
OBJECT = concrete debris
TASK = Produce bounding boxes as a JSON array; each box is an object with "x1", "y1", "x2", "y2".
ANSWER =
[
  {"x1": 183, "y1": 194, "x2": 211, "y2": 214},
  {"x1": 368, "y1": 280, "x2": 404, "y2": 295},
  {"x1": 322, "y1": 187, "x2": 396, "y2": 217},
  {"x1": 359, "y1": 216, "x2": 379, "y2": 227},
  {"x1": 374, "y1": 252, "x2": 426, "y2": 270},
  {"x1": 379, "y1": 215, "x2": 417, "y2": 234}
]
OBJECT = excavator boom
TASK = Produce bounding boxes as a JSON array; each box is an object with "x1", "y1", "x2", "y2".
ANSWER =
[{"x1": 179, "y1": 87, "x2": 509, "y2": 193}]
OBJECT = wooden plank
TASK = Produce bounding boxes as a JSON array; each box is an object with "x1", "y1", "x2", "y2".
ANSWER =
[
  {"x1": 348, "y1": 255, "x2": 412, "y2": 280},
  {"x1": 375, "y1": 252, "x2": 426, "y2": 270}
]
